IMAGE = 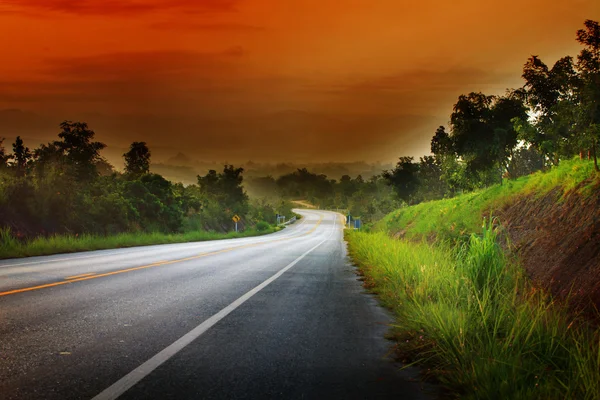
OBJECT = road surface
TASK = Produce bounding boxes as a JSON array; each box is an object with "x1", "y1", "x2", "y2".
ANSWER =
[{"x1": 0, "y1": 210, "x2": 434, "y2": 399}]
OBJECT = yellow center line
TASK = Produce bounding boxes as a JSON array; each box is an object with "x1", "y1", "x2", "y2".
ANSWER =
[
  {"x1": 0, "y1": 213, "x2": 326, "y2": 298},
  {"x1": 65, "y1": 273, "x2": 96, "y2": 280}
]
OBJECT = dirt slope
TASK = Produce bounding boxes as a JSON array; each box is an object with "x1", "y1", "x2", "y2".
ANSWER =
[{"x1": 497, "y1": 180, "x2": 600, "y2": 315}]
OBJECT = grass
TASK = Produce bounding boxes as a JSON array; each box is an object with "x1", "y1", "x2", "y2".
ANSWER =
[
  {"x1": 0, "y1": 226, "x2": 281, "y2": 260},
  {"x1": 377, "y1": 158, "x2": 599, "y2": 241},
  {"x1": 346, "y1": 222, "x2": 600, "y2": 399}
]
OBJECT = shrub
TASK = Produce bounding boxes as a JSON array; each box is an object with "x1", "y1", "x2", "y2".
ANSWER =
[{"x1": 255, "y1": 221, "x2": 271, "y2": 231}]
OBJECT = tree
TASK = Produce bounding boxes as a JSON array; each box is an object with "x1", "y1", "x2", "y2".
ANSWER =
[
  {"x1": 32, "y1": 142, "x2": 64, "y2": 180},
  {"x1": 54, "y1": 121, "x2": 106, "y2": 181},
  {"x1": 123, "y1": 141, "x2": 151, "y2": 176},
  {"x1": 576, "y1": 19, "x2": 600, "y2": 170},
  {"x1": 449, "y1": 92, "x2": 526, "y2": 184},
  {"x1": 383, "y1": 156, "x2": 420, "y2": 204},
  {"x1": 521, "y1": 56, "x2": 579, "y2": 165},
  {"x1": 198, "y1": 165, "x2": 249, "y2": 219},
  {"x1": 489, "y1": 93, "x2": 528, "y2": 180},
  {"x1": 0, "y1": 138, "x2": 10, "y2": 169},
  {"x1": 506, "y1": 146, "x2": 545, "y2": 179},
  {"x1": 12, "y1": 136, "x2": 32, "y2": 177},
  {"x1": 450, "y1": 92, "x2": 495, "y2": 174},
  {"x1": 431, "y1": 126, "x2": 454, "y2": 158},
  {"x1": 416, "y1": 156, "x2": 446, "y2": 201},
  {"x1": 95, "y1": 158, "x2": 115, "y2": 176}
]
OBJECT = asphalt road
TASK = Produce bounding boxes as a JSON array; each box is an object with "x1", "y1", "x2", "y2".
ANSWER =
[{"x1": 0, "y1": 210, "x2": 434, "y2": 399}]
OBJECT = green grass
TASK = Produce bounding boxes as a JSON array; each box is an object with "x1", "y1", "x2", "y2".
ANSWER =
[
  {"x1": 346, "y1": 223, "x2": 600, "y2": 399},
  {"x1": 377, "y1": 158, "x2": 599, "y2": 241},
  {"x1": 0, "y1": 226, "x2": 281, "y2": 259}
]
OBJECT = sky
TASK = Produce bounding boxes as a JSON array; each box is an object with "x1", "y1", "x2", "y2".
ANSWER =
[{"x1": 0, "y1": 0, "x2": 598, "y2": 166}]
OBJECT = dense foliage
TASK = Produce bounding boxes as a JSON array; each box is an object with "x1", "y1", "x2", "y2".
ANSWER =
[{"x1": 0, "y1": 123, "x2": 291, "y2": 239}]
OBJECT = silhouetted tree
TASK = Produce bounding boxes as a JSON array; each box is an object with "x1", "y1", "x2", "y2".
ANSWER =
[
  {"x1": 416, "y1": 156, "x2": 446, "y2": 201},
  {"x1": 123, "y1": 141, "x2": 151, "y2": 176},
  {"x1": 431, "y1": 126, "x2": 454, "y2": 158},
  {"x1": 576, "y1": 19, "x2": 600, "y2": 170},
  {"x1": 12, "y1": 136, "x2": 32, "y2": 177},
  {"x1": 521, "y1": 56, "x2": 578, "y2": 165},
  {"x1": 0, "y1": 138, "x2": 10, "y2": 169},
  {"x1": 449, "y1": 92, "x2": 526, "y2": 184},
  {"x1": 54, "y1": 121, "x2": 106, "y2": 181},
  {"x1": 489, "y1": 93, "x2": 528, "y2": 181},
  {"x1": 198, "y1": 165, "x2": 249, "y2": 218},
  {"x1": 383, "y1": 157, "x2": 420, "y2": 203}
]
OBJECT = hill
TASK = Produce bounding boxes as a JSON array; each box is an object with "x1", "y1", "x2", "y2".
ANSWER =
[{"x1": 376, "y1": 158, "x2": 600, "y2": 313}]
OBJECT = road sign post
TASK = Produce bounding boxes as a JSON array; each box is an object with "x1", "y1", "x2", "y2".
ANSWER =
[{"x1": 232, "y1": 215, "x2": 241, "y2": 232}]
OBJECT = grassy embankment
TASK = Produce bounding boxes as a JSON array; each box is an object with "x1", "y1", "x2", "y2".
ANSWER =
[
  {"x1": 346, "y1": 159, "x2": 600, "y2": 399},
  {"x1": 0, "y1": 226, "x2": 281, "y2": 260}
]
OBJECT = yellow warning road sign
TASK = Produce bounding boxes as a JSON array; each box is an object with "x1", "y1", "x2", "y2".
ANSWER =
[{"x1": 232, "y1": 215, "x2": 241, "y2": 223}]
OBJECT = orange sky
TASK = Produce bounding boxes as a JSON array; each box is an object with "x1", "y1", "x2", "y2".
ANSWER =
[{"x1": 0, "y1": 0, "x2": 598, "y2": 165}]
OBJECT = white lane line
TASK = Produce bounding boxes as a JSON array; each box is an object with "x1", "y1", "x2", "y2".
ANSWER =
[{"x1": 92, "y1": 213, "x2": 337, "y2": 400}]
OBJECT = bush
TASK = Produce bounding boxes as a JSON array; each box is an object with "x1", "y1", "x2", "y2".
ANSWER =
[{"x1": 255, "y1": 221, "x2": 271, "y2": 231}]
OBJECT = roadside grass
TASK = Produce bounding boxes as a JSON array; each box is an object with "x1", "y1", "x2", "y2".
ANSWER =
[
  {"x1": 346, "y1": 222, "x2": 600, "y2": 399},
  {"x1": 0, "y1": 226, "x2": 280, "y2": 260},
  {"x1": 377, "y1": 158, "x2": 599, "y2": 241}
]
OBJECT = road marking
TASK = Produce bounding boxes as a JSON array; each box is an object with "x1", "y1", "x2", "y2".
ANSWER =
[
  {"x1": 92, "y1": 213, "x2": 337, "y2": 400},
  {"x1": 0, "y1": 214, "x2": 325, "y2": 298},
  {"x1": 65, "y1": 273, "x2": 96, "y2": 280}
]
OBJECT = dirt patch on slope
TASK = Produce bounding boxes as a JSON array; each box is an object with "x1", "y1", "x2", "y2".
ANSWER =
[{"x1": 496, "y1": 180, "x2": 600, "y2": 315}]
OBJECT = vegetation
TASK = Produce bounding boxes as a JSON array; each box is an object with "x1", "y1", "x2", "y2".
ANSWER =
[
  {"x1": 245, "y1": 169, "x2": 402, "y2": 223},
  {"x1": 237, "y1": 21, "x2": 600, "y2": 227},
  {"x1": 377, "y1": 158, "x2": 599, "y2": 242},
  {"x1": 347, "y1": 225, "x2": 600, "y2": 399},
  {"x1": 379, "y1": 20, "x2": 600, "y2": 204},
  {"x1": 341, "y1": 22, "x2": 600, "y2": 397},
  {"x1": 0, "y1": 123, "x2": 296, "y2": 258}
]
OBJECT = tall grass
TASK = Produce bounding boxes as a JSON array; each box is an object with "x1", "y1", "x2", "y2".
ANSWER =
[
  {"x1": 346, "y1": 221, "x2": 600, "y2": 399},
  {"x1": 0, "y1": 226, "x2": 280, "y2": 260}
]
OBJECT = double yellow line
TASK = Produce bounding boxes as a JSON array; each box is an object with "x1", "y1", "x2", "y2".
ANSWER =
[{"x1": 0, "y1": 214, "x2": 325, "y2": 298}]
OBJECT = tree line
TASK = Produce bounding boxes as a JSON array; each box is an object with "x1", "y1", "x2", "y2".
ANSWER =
[
  {"x1": 0, "y1": 122, "x2": 293, "y2": 238},
  {"x1": 242, "y1": 20, "x2": 599, "y2": 216},
  {"x1": 383, "y1": 19, "x2": 599, "y2": 204}
]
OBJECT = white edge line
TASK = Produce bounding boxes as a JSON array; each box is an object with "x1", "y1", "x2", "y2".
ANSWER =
[{"x1": 92, "y1": 212, "x2": 336, "y2": 400}]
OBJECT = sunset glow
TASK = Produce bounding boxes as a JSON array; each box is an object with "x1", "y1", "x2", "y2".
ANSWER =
[{"x1": 0, "y1": 0, "x2": 598, "y2": 164}]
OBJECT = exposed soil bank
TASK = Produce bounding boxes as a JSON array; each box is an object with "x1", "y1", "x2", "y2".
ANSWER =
[{"x1": 497, "y1": 180, "x2": 600, "y2": 315}]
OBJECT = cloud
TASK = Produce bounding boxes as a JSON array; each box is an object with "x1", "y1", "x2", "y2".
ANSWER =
[
  {"x1": 0, "y1": 48, "x2": 248, "y2": 117},
  {"x1": 149, "y1": 21, "x2": 265, "y2": 32},
  {"x1": 0, "y1": 0, "x2": 239, "y2": 16},
  {"x1": 311, "y1": 67, "x2": 518, "y2": 117},
  {"x1": 40, "y1": 48, "x2": 246, "y2": 80},
  {"x1": 0, "y1": 62, "x2": 518, "y2": 163}
]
